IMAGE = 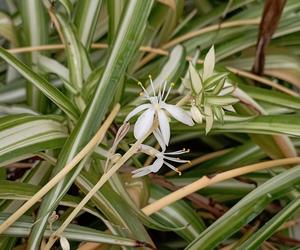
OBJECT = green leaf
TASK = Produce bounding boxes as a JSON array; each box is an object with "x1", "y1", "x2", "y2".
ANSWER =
[
  {"x1": 20, "y1": 0, "x2": 48, "y2": 113},
  {"x1": 211, "y1": 78, "x2": 226, "y2": 95},
  {"x1": 74, "y1": 0, "x2": 102, "y2": 48},
  {"x1": 0, "y1": 48, "x2": 80, "y2": 121},
  {"x1": 0, "y1": 114, "x2": 67, "y2": 165},
  {"x1": 239, "y1": 84, "x2": 300, "y2": 111},
  {"x1": 28, "y1": 1, "x2": 154, "y2": 248},
  {"x1": 57, "y1": 0, "x2": 73, "y2": 17},
  {"x1": 38, "y1": 55, "x2": 69, "y2": 82},
  {"x1": 204, "y1": 72, "x2": 228, "y2": 89},
  {"x1": 174, "y1": 115, "x2": 300, "y2": 137},
  {"x1": 150, "y1": 185, "x2": 206, "y2": 242},
  {"x1": 237, "y1": 197, "x2": 300, "y2": 250},
  {"x1": 185, "y1": 164, "x2": 300, "y2": 250},
  {"x1": 0, "y1": 12, "x2": 18, "y2": 46},
  {"x1": 76, "y1": 171, "x2": 152, "y2": 241},
  {"x1": 217, "y1": 15, "x2": 300, "y2": 61},
  {"x1": 56, "y1": 14, "x2": 85, "y2": 91},
  {"x1": 0, "y1": 213, "x2": 147, "y2": 247},
  {"x1": 206, "y1": 96, "x2": 239, "y2": 106},
  {"x1": 107, "y1": 0, "x2": 125, "y2": 44},
  {"x1": 0, "y1": 180, "x2": 104, "y2": 220}
]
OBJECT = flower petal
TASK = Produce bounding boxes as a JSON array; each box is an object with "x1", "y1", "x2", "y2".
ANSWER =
[
  {"x1": 153, "y1": 128, "x2": 166, "y2": 151},
  {"x1": 149, "y1": 157, "x2": 164, "y2": 173},
  {"x1": 132, "y1": 166, "x2": 152, "y2": 178},
  {"x1": 163, "y1": 103, "x2": 194, "y2": 126},
  {"x1": 139, "y1": 144, "x2": 160, "y2": 156},
  {"x1": 124, "y1": 104, "x2": 152, "y2": 122},
  {"x1": 133, "y1": 108, "x2": 155, "y2": 140},
  {"x1": 157, "y1": 110, "x2": 170, "y2": 146}
]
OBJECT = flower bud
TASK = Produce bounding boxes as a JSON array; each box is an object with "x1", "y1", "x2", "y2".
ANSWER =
[
  {"x1": 111, "y1": 153, "x2": 122, "y2": 163},
  {"x1": 191, "y1": 106, "x2": 203, "y2": 124},
  {"x1": 60, "y1": 236, "x2": 70, "y2": 250}
]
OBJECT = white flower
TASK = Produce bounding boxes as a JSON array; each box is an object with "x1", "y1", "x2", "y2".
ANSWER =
[
  {"x1": 125, "y1": 78, "x2": 194, "y2": 146},
  {"x1": 132, "y1": 144, "x2": 189, "y2": 178}
]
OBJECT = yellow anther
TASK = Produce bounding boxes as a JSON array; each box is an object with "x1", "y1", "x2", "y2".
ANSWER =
[{"x1": 175, "y1": 168, "x2": 182, "y2": 176}]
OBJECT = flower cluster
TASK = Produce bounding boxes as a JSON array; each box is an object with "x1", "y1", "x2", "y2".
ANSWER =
[
  {"x1": 125, "y1": 77, "x2": 193, "y2": 177},
  {"x1": 186, "y1": 46, "x2": 239, "y2": 133},
  {"x1": 124, "y1": 46, "x2": 239, "y2": 177}
]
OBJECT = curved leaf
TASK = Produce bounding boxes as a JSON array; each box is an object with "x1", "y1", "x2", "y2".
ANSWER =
[
  {"x1": 0, "y1": 48, "x2": 80, "y2": 121},
  {"x1": 29, "y1": 1, "x2": 154, "y2": 248},
  {"x1": 150, "y1": 185, "x2": 206, "y2": 242},
  {"x1": 174, "y1": 115, "x2": 300, "y2": 137},
  {"x1": 0, "y1": 114, "x2": 67, "y2": 165},
  {"x1": 186, "y1": 164, "x2": 300, "y2": 250},
  {"x1": 237, "y1": 197, "x2": 300, "y2": 249},
  {"x1": 0, "y1": 213, "x2": 147, "y2": 247}
]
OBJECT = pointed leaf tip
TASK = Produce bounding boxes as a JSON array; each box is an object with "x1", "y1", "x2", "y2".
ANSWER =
[
  {"x1": 189, "y1": 62, "x2": 202, "y2": 94},
  {"x1": 203, "y1": 45, "x2": 215, "y2": 81}
]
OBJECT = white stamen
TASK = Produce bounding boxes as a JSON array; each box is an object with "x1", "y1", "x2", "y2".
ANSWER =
[
  {"x1": 164, "y1": 149, "x2": 189, "y2": 155},
  {"x1": 138, "y1": 81, "x2": 150, "y2": 98},
  {"x1": 161, "y1": 80, "x2": 167, "y2": 102},
  {"x1": 163, "y1": 83, "x2": 174, "y2": 102},
  {"x1": 163, "y1": 156, "x2": 190, "y2": 163},
  {"x1": 149, "y1": 75, "x2": 156, "y2": 96},
  {"x1": 163, "y1": 161, "x2": 182, "y2": 175}
]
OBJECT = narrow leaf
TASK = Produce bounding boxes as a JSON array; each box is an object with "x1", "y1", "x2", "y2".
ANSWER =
[
  {"x1": 0, "y1": 48, "x2": 79, "y2": 121},
  {"x1": 29, "y1": 1, "x2": 154, "y2": 248},
  {"x1": 189, "y1": 62, "x2": 202, "y2": 94},
  {"x1": 203, "y1": 45, "x2": 215, "y2": 81}
]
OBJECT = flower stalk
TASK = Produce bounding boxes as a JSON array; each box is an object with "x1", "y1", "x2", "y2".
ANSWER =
[
  {"x1": 142, "y1": 157, "x2": 300, "y2": 216},
  {"x1": 44, "y1": 123, "x2": 156, "y2": 249}
]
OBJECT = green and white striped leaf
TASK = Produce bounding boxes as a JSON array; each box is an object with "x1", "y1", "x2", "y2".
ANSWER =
[
  {"x1": 0, "y1": 12, "x2": 18, "y2": 46},
  {"x1": 74, "y1": 0, "x2": 102, "y2": 48},
  {"x1": 174, "y1": 115, "x2": 300, "y2": 137},
  {"x1": 29, "y1": 1, "x2": 154, "y2": 248},
  {"x1": 150, "y1": 185, "x2": 206, "y2": 242},
  {"x1": 237, "y1": 197, "x2": 300, "y2": 249},
  {"x1": 0, "y1": 114, "x2": 67, "y2": 165},
  {"x1": 0, "y1": 213, "x2": 148, "y2": 247},
  {"x1": 0, "y1": 48, "x2": 80, "y2": 121},
  {"x1": 186, "y1": 165, "x2": 300, "y2": 250},
  {"x1": 19, "y1": 0, "x2": 48, "y2": 112}
]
